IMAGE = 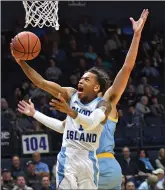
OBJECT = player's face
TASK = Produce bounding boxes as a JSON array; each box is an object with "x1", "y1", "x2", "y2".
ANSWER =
[{"x1": 77, "y1": 72, "x2": 100, "y2": 100}]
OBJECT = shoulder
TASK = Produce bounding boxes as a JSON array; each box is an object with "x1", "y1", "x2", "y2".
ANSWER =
[
  {"x1": 96, "y1": 99, "x2": 112, "y2": 119},
  {"x1": 97, "y1": 99, "x2": 111, "y2": 111},
  {"x1": 155, "y1": 158, "x2": 159, "y2": 162},
  {"x1": 140, "y1": 181, "x2": 148, "y2": 188},
  {"x1": 37, "y1": 162, "x2": 47, "y2": 167},
  {"x1": 41, "y1": 162, "x2": 48, "y2": 166}
]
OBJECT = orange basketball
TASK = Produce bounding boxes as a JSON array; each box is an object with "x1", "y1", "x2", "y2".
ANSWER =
[{"x1": 12, "y1": 31, "x2": 41, "y2": 60}]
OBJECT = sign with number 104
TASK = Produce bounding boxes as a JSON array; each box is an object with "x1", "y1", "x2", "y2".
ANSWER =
[{"x1": 22, "y1": 134, "x2": 49, "y2": 154}]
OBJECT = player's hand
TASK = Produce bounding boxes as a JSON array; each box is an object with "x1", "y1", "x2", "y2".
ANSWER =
[
  {"x1": 130, "y1": 9, "x2": 149, "y2": 36},
  {"x1": 49, "y1": 93, "x2": 71, "y2": 114},
  {"x1": 10, "y1": 39, "x2": 24, "y2": 65},
  {"x1": 18, "y1": 99, "x2": 36, "y2": 117}
]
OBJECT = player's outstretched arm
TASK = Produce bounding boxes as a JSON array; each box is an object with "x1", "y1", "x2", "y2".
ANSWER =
[
  {"x1": 10, "y1": 41, "x2": 76, "y2": 102},
  {"x1": 104, "y1": 9, "x2": 149, "y2": 105},
  {"x1": 50, "y1": 94, "x2": 112, "y2": 131},
  {"x1": 18, "y1": 99, "x2": 64, "y2": 133}
]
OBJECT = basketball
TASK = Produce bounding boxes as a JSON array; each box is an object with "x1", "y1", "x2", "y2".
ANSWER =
[{"x1": 11, "y1": 31, "x2": 41, "y2": 60}]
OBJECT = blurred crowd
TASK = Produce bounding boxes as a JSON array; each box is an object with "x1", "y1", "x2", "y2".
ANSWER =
[
  {"x1": 1, "y1": 148, "x2": 165, "y2": 190},
  {"x1": 1, "y1": 16, "x2": 165, "y2": 190},
  {"x1": 2, "y1": 17, "x2": 165, "y2": 143}
]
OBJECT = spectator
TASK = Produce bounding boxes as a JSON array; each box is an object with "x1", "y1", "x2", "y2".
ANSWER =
[
  {"x1": 140, "y1": 41, "x2": 151, "y2": 59},
  {"x1": 20, "y1": 81, "x2": 30, "y2": 98},
  {"x1": 32, "y1": 120, "x2": 44, "y2": 132},
  {"x1": 10, "y1": 155, "x2": 25, "y2": 180},
  {"x1": 123, "y1": 85, "x2": 136, "y2": 106},
  {"x1": 95, "y1": 56, "x2": 104, "y2": 69},
  {"x1": 1, "y1": 98, "x2": 16, "y2": 121},
  {"x1": 45, "y1": 59, "x2": 62, "y2": 82},
  {"x1": 84, "y1": 45, "x2": 97, "y2": 61},
  {"x1": 37, "y1": 95, "x2": 52, "y2": 117},
  {"x1": 153, "y1": 43, "x2": 163, "y2": 67},
  {"x1": 136, "y1": 77, "x2": 159, "y2": 95},
  {"x1": 1, "y1": 175, "x2": 8, "y2": 190},
  {"x1": 152, "y1": 168, "x2": 165, "y2": 190},
  {"x1": 126, "y1": 181, "x2": 136, "y2": 190},
  {"x1": 25, "y1": 161, "x2": 41, "y2": 190},
  {"x1": 79, "y1": 18, "x2": 93, "y2": 34},
  {"x1": 155, "y1": 148, "x2": 165, "y2": 170},
  {"x1": 69, "y1": 74, "x2": 78, "y2": 89},
  {"x1": 104, "y1": 33, "x2": 121, "y2": 52},
  {"x1": 126, "y1": 106, "x2": 141, "y2": 128},
  {"x1": 138, "y1": 175, "x2": 158, "y2": 190},
  {"x1": 141, "y1": 58, "x2": 160, "y2": 78},
  {"x1": 143, "y1": 86, "x2": 153, "y2": 100},
  {"x1": 61, "y1": 27, "x2": 73, "y2": 48},
  {"x1": 29, "y1": 83, "x2": 45, "y2": 99},
  {"x1": 67, "y1": 39, "x2": 84, "y2": 68},
  {"x1": 13, "y1": 176, "x2": 33, "y2": 190},
  {"x1": 151, "y1": 33, "x2": 161, "y2": 46},
  {"x1": 135, "y1": 96, "x2": 151, "y2": 116},
  {"x1": 1, "y1": 98, "x2": 16, "y2": 130},
  {"x1": 117, "y1": 109, "x2": 127, "y2": 130},
  {"x1": 64, "y1": 19, "x2": 78, "y2": 35},
  {"x1": 137, "y1": 149, "x2": 155, "y2": 177},
  {"x1": 74, "y1": 58, "x2": 87, "y2": 80},
  {"x1": 10, "y1": 88, "x2": 22, "y2": 110},
  {"x1": 15, "y1": 109, "x2": 33, "y2": 132},
  {"x1": 121, "y1": 175, "x2": 127, "y2": 190},
  {"x1": 32, "y1": 152, "x2": 50, "y2": 177},
  {"x1": 1, "y1": 169, "x2": 15, "y2": 190},
  {"x1": 150, "y1": 96, "x2": 165, "y2": 118},
  {"x1": 41, "y1": 176, "x2": 55, "y2": 190},
  {"x1": 50, "y1": 42, "x2": 66, "y2": 62},
  {"x1": 119, "y1": 147, "x2": 138, "y2": 181}
]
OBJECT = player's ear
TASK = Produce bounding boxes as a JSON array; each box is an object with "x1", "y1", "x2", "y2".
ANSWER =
[{"x1": 94, "y1": 85, "x2": 100, "y2": 93}]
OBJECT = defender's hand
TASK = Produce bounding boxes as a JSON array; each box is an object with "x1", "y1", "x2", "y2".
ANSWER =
[
  {"x1": 18, "y1": 99, "x2": 36, "y2": 117},
  {"x1": 130, "y1": 9, "x2": 149, "y2": 36}
]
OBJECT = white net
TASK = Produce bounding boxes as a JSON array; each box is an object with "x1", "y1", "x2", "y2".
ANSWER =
[{"x1": 23, "y1": 1, "x2": 59, "y2": 30}]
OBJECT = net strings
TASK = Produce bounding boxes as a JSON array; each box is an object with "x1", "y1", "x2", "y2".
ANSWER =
[{"x1": 23, "y1": 1, "x2": 59, "y2": 30}]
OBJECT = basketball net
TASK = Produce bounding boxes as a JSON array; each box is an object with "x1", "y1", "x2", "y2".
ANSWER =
[{"x1": 22, "y1": 1, "x2": 60, "y2": 30}]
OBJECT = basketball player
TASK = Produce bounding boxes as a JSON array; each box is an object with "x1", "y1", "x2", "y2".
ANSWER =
[
  {"x1": 17, "y1": 9, "x2": 149, "y2": 189},
  {"x1": 11, "y1": 43, "x2": 112, "y2": 188}
]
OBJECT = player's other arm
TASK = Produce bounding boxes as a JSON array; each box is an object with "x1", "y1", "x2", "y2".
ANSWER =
[
  {"x1": 50, "y1": 96, "x2": 111, "y2": 131},
  {"x1": 10, "y1": 42, "x2": 76, "y2": 101},
  {"x1": 18, "y1": 100, "x2": 65, "y2": 133},
  {"x1": 104, "y1": 9, "x2": 149, "y2": 104},
  {"x1": 33, "y1": 111, "x2": 65, "y2": 133}
]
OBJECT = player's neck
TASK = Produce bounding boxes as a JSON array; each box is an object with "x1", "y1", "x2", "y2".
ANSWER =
[{"x1": 80, "y1": 95, "x2": 98, "y2": 104}]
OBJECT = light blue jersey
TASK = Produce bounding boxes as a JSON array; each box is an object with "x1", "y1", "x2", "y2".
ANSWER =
[
  {"x1": 57, "y1": 92, "x2": 105, "y2": 189},
  {"x1": 96, "y1": 118, "x2": 122, "y2": 190},
  {"x1": 97, "y1": 118, "x2": 116, "y2": 154}
]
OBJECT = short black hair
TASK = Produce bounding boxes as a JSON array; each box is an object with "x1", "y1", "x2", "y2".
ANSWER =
[
  {"x1": 137, "y1": 149, "x2": 149, "y2": 159},
  {"x1": 87, "y1": 67, "x2": 110, "y2": 94}
]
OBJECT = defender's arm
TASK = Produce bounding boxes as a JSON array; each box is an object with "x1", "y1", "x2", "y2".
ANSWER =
[{"x1": 104, "y1": 9, "x2": 149, "y2": 104}]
